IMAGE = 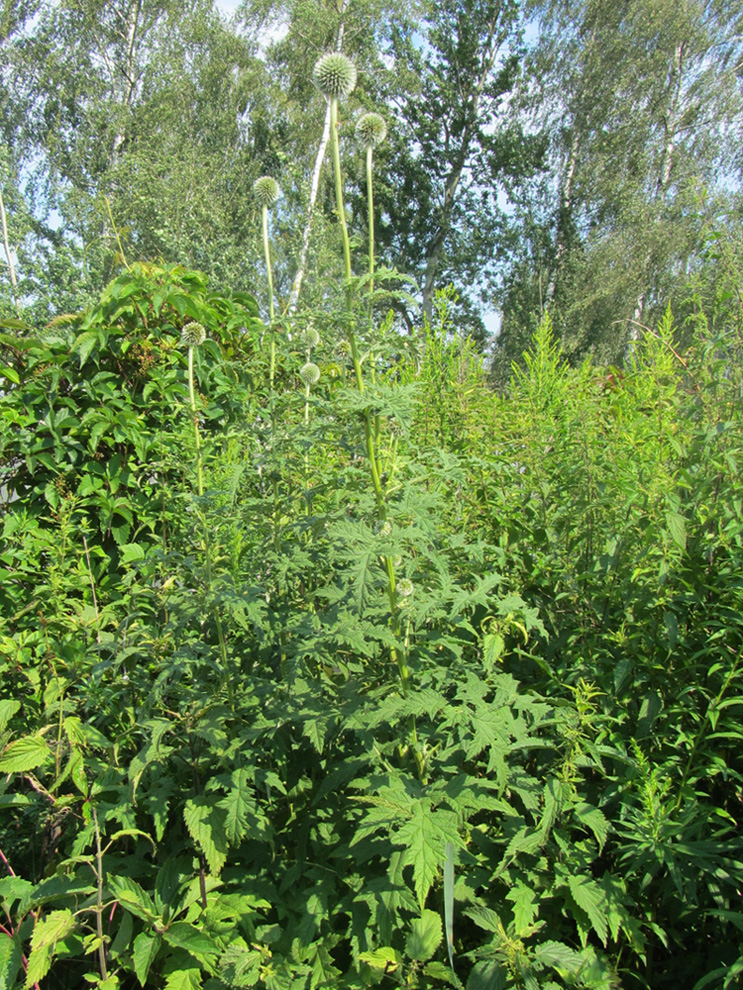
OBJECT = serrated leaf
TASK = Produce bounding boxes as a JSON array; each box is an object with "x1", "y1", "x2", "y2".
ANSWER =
[
  {"x1": 120, "y1": 543, "x2": 146, "y2": 564},
  {"x1": 0, "y1": 700, "x2": 20, "y2": 735},
  {"x1": 133, "y1": 932, "x2": 161, "y2": 987},
  {"x1": 163, "y1": 964, "x2": 203, "y2": 990},
  {"x1": 162, "y1": 922, "x2": 219, "y2": 964},
  {"x1": 406, "y1": 910, "x2": 443, "y2": 962},
  {"x1": 108, "y1": 876, "x2": 158, "y2": 923},
  {"x1": 534, "y1": 940, "x2": 582, "y2": 973},
  {"x1": 397, "y1": 804, "x2": 457, "y2": 909},
  {"x1": 467, "y1": 960, "x2": 508, "y2": 990},
  {"x1": 574, "y1": 804, "x2": 609, "y2": 852},
  {"x1": 566, "y1": 875, "x2": 607, "y2": 945},
  {"x1": 506, "y1": 881, "x2": 538, "y2": 935},
  {"x1": 359, "y1": 947, "x2": 400, "y2": 971},
  {"x1": 0, "y1": 734, "x2": 50, "y2": 773},
  {"x1": 184, "y1": 798, "x2": 228, "y2": 875},
  {"x1": 0, "y1": 931, "x2": 23, "y2": 990},
  {"x1": 25, "y1": 909, "x2": 75, "y2": 988},
  {"x1": 220, "y1": 769, "x2": 253, "y2": 846}
]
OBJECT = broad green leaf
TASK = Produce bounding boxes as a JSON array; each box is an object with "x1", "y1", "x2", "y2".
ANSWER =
[
  {"x1": 0, "y1": 735, "x2": 50, "y2": 773},
  {"x1": 567, "y1": 875, "x2": 608, "y2": 945},
  {"x1": 0, "y1": 931, "x2": 23, "y2": 990},
  {"x1": 397, "y1": 804, "x2": 460, "y2": 909},
  {"x1": 133, "y1": 932, "x2": 161, "y2": 987},
  {"x1": 406, "y1": 910, "x2": 443, "y2": 962},
  {"x1": 162, "y1": 922, "x2": 219, "y2": 964},
  {"x1": 120, "y1": 543, "x2": 146, "y2": 564},
  {"x1": 163, "y1": 963, "x2": 203, "y2": 990},
  {"x1": 184, "y1": 798, "x2": 229, "y2": 876},
  {"x1": 506, "y1": 882, "x2": 538, "y2": 935},
  {"x1": 359, "y1": 947, "x2": 401, "y2": 971},
  {"x1": 108, "y1": 876, "x2": 158, "y2": 923},
  {"x1": 0, "y1": 700, "x2": 20, "y2": 735},
  {"x1": 574, "y1": 804, "x2": 609, "y2": 852},
  {"x1": 25, "y1": 909, "x2": 75, "y2": 988}
]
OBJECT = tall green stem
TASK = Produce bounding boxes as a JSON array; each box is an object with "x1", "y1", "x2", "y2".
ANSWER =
[
  {"x1": 261, "y1": 204, "x2": 277, "y2": 389},
  {"x1": 187, "y1": 346, "x2": 231, "y2": 702},
  {"x1": 366, "y1": 144, "x2": 375, "y2": 310}
]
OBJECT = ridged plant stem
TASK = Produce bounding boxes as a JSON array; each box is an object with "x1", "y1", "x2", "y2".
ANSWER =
[
  {"x1": 188, "y1": 346, "x2": 231, "y2": 703},
  {"x1": 261, "y1": 204, "x2": 277, "y2": 389}
]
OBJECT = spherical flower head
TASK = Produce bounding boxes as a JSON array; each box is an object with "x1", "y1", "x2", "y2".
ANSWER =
[
  {"x1": 181, "y1": 321, "x2": 206, "y2": 348},
  {"x1": 302, "y1": 326, "x2": 321, "y2": 349},
  {"x1": 397, "y1": 578, "x2": 414, "y2": 598},
  {"x1": 313, "y1": 52, "x2": 357, "y2": 98},
  {"x1": 299, "y1": 362, "x2": 321, "y2": 386},
  {"x1": 356, "y1": 112, "x2": 387, "y2": 149},
  {"x1": 253, "y1": 176, "x2": 281, "y2": 208}
]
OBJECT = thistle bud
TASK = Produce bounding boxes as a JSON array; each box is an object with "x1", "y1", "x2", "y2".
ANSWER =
[
  {"x1": 253, "y1": 176, "x2": 281, "y2": 208},
  {"x1": 397, "y1": 578, "x2": 414, "y2": 598},
  {"x1": 356, "y1": 112, "x2": 388, "y2": 149},
  {"x1": 299, "y1": 362, "x2": 321, "y2": 386},
  {"x1": 302, "y1": 326, "x2": 321, "y2": 349},
  {"x1": 313, "y1": 52, "x2": 357, "y2": 98},
  {"x1": 181, "y1": 322, "x2": 206, "y2": 348}
]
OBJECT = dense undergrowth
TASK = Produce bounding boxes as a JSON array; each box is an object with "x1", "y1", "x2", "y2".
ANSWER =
[{"x1": 0, "y1": 259, "x2": 741, "y2": 990}]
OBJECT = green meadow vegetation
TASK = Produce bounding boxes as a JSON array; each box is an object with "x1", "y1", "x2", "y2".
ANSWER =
[{"x1": 1, "y1": 5, "x2": 743, "y2": 989}]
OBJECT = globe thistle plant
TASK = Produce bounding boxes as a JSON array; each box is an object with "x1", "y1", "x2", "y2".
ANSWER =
[
  {"x1": 253, "y1": 175, "x2": 281, "y2": 208},
  {"x1": 313, "y1": 52, "x2": 357, "y2": 99},
  {"x1": 302, "y1": 325, "x2": 321, "y2": 350},
  {"x1": 181, "y1": 321, "x2": 206, "y2": 348},
  {"x1": 355, "y1": 112, "x2": 387, "y2": 149},
  {"x1": 254, "y1": 176, "x2": 281, "y2": 388},
  {"x1": 299, "y1": 362, "x2": 321, "y2": 387},
  {"x1": 356, "y1": 111, "x2": 388, "y2": 316}
]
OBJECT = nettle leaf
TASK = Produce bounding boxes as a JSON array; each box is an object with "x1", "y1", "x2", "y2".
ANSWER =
[
  {"x1": 566, "y1": 875, "x2": 608, "y2": 946},
  {"x1": 133, "y1": 932, "x2": 162, "y2": 988},
  {"x1": 108, "y1": 876, "x2": 158, "y2": 924},
  {"x1": 184, "y1": 797, "x2": 229, "y2": 875},
  {"x1": 163, "y1": 922, "x2": 220, "y2": 966},
  {"x1": 0, "y1": 700, "x2": 20, "y2": 734},
  {"x1": 219, "y1": 769, "x2": 257, "y2": 846},
  {"x1": 25, "y1": 909, "x2": 76, "y2": 988},
  {"x1": 397, "y1": 804, "x2": 461, "y2": 909},
  {"x1": 406, "y1": 910, "x2": 443, "y2": 962},
  {"x1": 217, "y1": 940, "x2": 262, "y2": 987},
  {"x1": 506, "y1": 882, "x2": 539, "y2": 935},
  {"x1": 0, "y1": 734, "x2": 50, "y2": 773},
  {"x1": 0, "y1": 930, "x2": 23, "y2": 990},
  {"x1": 574, "y1": 804, "x2": 609, "y2": 852}
]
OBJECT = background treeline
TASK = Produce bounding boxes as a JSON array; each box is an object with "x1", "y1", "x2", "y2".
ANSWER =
[{"x1": 1, "y1": 0, "x2": 743, "y2": 372}]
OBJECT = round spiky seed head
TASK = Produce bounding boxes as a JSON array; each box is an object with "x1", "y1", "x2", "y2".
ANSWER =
[
  {"x1": 302, "y1": 326, "x2": 321, "y2": 349},
  {"x1": 253, "y1": 176, "x2": 281, "y2": 208},
  {"x1": 356, "y1": 112, "x2": 388, "y2": 149},
  {"x1": 397, "y1": 578, "x2": 414, "y2": 598},
  {"x1": 181, "y1": 321, "x2": 206, "y2": 348},
  {"x1": 313, "y1": 52, "x2": 357, "y2": 98},
  {"x1": 299, "y1": 362, "x2": 321, "y2": 386}
]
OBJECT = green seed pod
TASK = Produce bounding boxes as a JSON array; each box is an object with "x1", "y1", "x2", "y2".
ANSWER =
[
  {"x1": 397, "y1": 578, "x2": 414, "y2": 598},
  {"x1": 299, "y1": 362, "x2": 321, "y2": 386},
  {"x1": 313, "y1": 52, "x2": 357, "y2": 98},
  {"x1": 302, "y1": 326, "x2": 321, "y2": 349},
  {"x1": 253, "y1": 176, "x2": 281, "y2": 208},
  {"x1": 356, "y1": 112, "x2": 388, "y2": 149},
  {"x1": 181, "y1": 321, "x2": 206, "y2": 348}
]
